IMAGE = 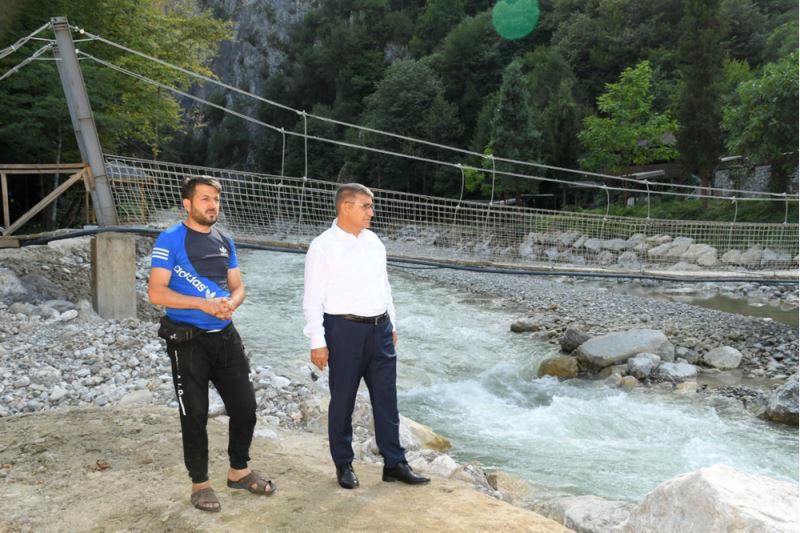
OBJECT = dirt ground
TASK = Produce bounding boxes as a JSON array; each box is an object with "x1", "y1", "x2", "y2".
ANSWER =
[{"x1": 0, "y1": 406, "x2": 570, "y2": 533}]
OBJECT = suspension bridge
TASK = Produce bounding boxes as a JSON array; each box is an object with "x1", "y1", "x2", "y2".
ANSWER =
[{"x1": 1, "y1": 18, "x2": 798, "y2": 284}]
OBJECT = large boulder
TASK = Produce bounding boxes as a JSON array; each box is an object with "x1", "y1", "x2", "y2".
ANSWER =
[
  {"x1": 538, "y1": 356, "x2": 580, "y2": 379},
  {"x1": 583, "y1": 238, "x2": 603, "y2": 251},
  {"x1": 681, "y1": 243, "x2": 714, "y2": 262},
  {"x1": 0, "y1": 267, "x2": 27, "y2": 303},
  {"x1": 627, "y1": 353, "x2": 661, "y2": 379},
  {"x1": 558, "y1": 231, "x2": 581, "y2": 247},
  {"x1": 576, "y1": 330, "x2": 674, "y2": 368},
  {"x1": 654, "y1": 362, "x2": 697, "y2": 382},
  {"x1": 696, "y1": 249, "x2": 718, "y2": 266},
  {"x1": 400, "y1": 415, "x2": 452, "y2": 451},
  {"x1": 518, "y1": 232, "x2": 537, "y2": 257},
  {"x1": 510, "y1": 318, "x2": 542, "y2": 333},
  {"x1": 617, "y1": 251, "x2": 641, "y2": 269},
  {"x1": 619, "y1": 464, "x2": 799, "y2": 533},
  {"x1": 739, "y1": 245, "x2": 763, "y2": 266},
  {"x1": 702, "y1": 346, "x2": 743, "y2": 369},
  {"x1": 560, "y1": 327, "x2": 591, "y2": 352},
  {"x1": 646, "y1": 243, "x2": 673, "y2": 258},
  {"x1": 602, "y1": 239, "x2": 628, "y2": 251},
  {"x1": 764, "y1": 374, "x2": 799, "y2": 426},
  {"x1": 485, "y1": 470, "x2": 532, "y2": 503},
  {"x1": 721, "y1": 249, "x2": 742, "y2": 264},
  {"x1": 535, "y1": 495, "x2": 634, "y2": 533}
]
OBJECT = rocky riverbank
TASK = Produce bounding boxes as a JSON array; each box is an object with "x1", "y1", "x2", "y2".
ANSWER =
[
  {"x1": 406, "y1": 266, "x2": 798, "y2": 381},
  {"x1": 0, "y1": 406, "x2": 569, "y2": 533},
  {"x1": 0, "y1": 237, "x2": 517, "y2": 500},
  {"x1": 1, "y1": 234, "x2": 797, "y2": 532}
]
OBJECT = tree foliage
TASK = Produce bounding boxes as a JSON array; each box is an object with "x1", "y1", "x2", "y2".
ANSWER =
[
  {"x1": 676, "y1": 0, "x2": 725, "y2": 191},
  {"x1": 359, "y1": 58, "x2": 462, "y2": 193},
  {"x1": 488, "y1": 61, "x2": 542, "y2": 198},
  {"x1": 578, "y1": 61, "x2": 678, "y2": 174},
  {"x1": 722, "y1": 52, "x2": 799, "y2": 191},
  {"x1": 0, "y1": 0, "x2": 230, "y2": 163},
  {"x1": 2, "y1": 0, "x2": 797, "y2": 207}
]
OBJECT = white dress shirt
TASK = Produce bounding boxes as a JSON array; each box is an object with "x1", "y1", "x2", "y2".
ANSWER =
[{"x1": 303, "y1": 219, "x2": 396, "y2": 349}]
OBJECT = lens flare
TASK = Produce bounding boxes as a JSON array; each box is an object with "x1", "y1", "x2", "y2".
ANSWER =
[{"x1": 492, "y1": 0, "x2": 540, "y2": 40}]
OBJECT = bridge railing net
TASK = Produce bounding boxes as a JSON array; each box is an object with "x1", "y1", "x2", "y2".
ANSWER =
[{"x1": 105, "y1": 156, "x2": 799, "y2": 273}]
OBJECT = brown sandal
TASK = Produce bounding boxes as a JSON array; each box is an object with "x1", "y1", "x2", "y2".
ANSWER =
[
  {"x1": 190, "y1": 486, "x2": 221, "y2": 512},
  {"x1": 227, "y1": 470, "x2": 277, "y2": 495}
]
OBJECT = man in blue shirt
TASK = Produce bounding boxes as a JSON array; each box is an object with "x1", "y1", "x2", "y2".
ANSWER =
[{"x1": 149, "y1": 176, "x2": 275, "y2": 512}]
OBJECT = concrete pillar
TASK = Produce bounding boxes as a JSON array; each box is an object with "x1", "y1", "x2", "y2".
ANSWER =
[{"x1": 91, "y1": 232, "x2": 136, "y2": 319}]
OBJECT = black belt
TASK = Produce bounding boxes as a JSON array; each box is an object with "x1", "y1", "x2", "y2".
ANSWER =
[{"x1": 328, "y1": 312, "x2": 389, "y2": 325}]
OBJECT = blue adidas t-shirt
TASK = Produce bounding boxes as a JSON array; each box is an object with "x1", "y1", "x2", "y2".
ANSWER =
[{"x1": 150, "y1": 223, "x2": 238, "y2": 330}]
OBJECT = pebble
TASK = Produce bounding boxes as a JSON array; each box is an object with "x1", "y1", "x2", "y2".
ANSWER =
[{"x1": 59, "y1": 310, "x2": 79, "y2": 322}]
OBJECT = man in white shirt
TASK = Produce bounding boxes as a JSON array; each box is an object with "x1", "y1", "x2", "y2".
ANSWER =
[{"x1": 303, "y1": 183, "x2": 430, "y2": 489}]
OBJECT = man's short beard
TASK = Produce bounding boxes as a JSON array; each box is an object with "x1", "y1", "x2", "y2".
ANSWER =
[{"x1": 191, "y1": 210, "x2": 217, "y2": 227}]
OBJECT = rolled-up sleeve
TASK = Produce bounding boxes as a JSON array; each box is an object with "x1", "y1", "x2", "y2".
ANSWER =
[{"x1": 302, "y1": 242, "x2": 328, "y2": 349}]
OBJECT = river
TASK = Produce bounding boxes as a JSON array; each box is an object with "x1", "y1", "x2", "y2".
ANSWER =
[{"x1": 235, "y1": 250, "x2": 798, "y2": 502}]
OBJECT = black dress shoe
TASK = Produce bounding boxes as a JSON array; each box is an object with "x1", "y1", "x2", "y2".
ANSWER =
[
  {"x1": 336, "y1": 463, "x2": 359, "y2": 489},
  {"x1": 382, "y1": 461, "x2": 430, "y2": 485}
]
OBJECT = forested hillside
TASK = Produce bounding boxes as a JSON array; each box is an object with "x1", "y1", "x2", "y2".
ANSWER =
[
  {"x1": 175, "y1": 0, "x2": 800, "y2": 198},
  {"x1": 1, "y1": 0, "x2": 797, "y2": 208}
]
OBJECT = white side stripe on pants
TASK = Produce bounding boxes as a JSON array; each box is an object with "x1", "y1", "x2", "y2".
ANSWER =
[{"x1": 174, "y1": 348, "x2": 186, "y2": 416}]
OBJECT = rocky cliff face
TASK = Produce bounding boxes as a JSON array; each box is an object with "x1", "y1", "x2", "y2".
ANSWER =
[
  {"x1": 202, "y1": 0, "x2": 313, "y2": 93},
  {"x1": 191, "y1": 0, "x2": 315, "y2": 166}
]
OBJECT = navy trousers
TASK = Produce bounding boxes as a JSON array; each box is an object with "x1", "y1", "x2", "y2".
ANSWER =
[{"x1": 323, "y1": 314, "x2": 406, "y2": 469}]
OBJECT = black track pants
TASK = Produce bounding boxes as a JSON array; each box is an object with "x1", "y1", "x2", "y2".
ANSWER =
[{"x1": 166, "y1": 324, "x2": 256, "y2": 484}]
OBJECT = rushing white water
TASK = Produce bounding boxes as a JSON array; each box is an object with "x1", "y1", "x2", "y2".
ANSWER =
[{"x1": 236, "y1": 250, "x2": 799, "y2": 502}]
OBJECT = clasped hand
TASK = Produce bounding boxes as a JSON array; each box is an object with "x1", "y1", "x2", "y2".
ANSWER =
[{"x1": 204, "y1": 297, "x2": 236, "y2": 320}]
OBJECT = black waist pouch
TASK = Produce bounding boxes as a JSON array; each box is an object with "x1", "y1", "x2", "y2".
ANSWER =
[{"x1": 158, "y1": 316, "x2": 202, "y2": 343}]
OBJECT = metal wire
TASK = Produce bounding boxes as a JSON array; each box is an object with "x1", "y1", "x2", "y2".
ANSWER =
[{"x1": 104, "y1": 155, "x2": 799, "y2": 277}]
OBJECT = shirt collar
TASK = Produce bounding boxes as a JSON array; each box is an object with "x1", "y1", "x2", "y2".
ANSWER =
[{"x1": 332, "y1": 218, "x2": 363, "y2": 240}]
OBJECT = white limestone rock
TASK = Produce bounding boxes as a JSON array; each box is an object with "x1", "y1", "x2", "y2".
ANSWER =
[
  {"x1": 721, "y1": 249, "x2": 742, "y2": 264},
  {"x1": 764, "y1": 374, "x2": 799, "y2": 426},
  {"x1": 400, "y1": 415, "x2": 451, "y2": 451},
  {"x1": 119, "y1": 389, "x2": 154, "y2": 406},
  {"x1": 536, "y1": 495, "x2": 634, "y2": 533},
  {"x1": 739, "y1": 245, "x2": 763, "y2": 266},
  {"x1": 654, "y1": 362, "x2": 697, "y2": 382},
  {"x1": 696, "y1": 249, "x2": 718, "y2": 266},
  {"x1": 627, "y1": 353, "x2": 661, "y2": 379},
  {"x1": 646, "y1": 243, "x2": 673, "y2": 258},
  {"x1": 681, "y1": 243, "x2": 714, "y2": 261},
  {"x1": 619, "y1": 464, "x2": 799, "y2": 533},
  {"x1": 702, "y1": 346, "x2": 743, "y2": 369},
  {"x1": 602, "y1": 239, "x2": 628, "y2": 251},
  {"x1": 0, "y1": 267, "x2": 27, "y2": 304},
  {"x1": 583, "y1": 238, "x2": 603, "y2": 251},
  {"x1": 576, "y1": 329, "x2": 674, "y2": 368}
]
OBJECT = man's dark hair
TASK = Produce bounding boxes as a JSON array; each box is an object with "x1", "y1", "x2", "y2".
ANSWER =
[{"x1": 181, "y1": 175, "x2": 222, "y2": 200}]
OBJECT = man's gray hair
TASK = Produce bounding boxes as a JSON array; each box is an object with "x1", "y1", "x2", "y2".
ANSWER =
[{"x1": 335, "y1": 183, "x2": 373, "y2": 211}]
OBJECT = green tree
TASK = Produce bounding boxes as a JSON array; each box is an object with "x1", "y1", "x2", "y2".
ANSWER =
[
  {"x1": 0, "y1": 0, "x2": 229, "y2": 230},
  {"x1": 359, "y1": 58, "x2": 463, "y2": 194},
  {"x1": 720, "y1": 0, "x2": 767, "y2": 63},
  {"x1": 677, "y1": 0, "x2": 725, "y2": 198},
  {"x1": 521, "y1": 47, "x2": 584, "y2": 169},
  {"x1": 578, "y1": 61, "x2": 678, "y2": 174},
  {"x1": 722, "y1": 52, "x2": 799, "y2": 192},
  {"x1": 409, "y1": 0, "x2": 465, "y2": 57},
  {"x1": 490, "y1": 61, "x2": 542, "y2": 200},
  {"x1": 434, "y1": 11, "x2": 503, "y2": 143},
  {"x1": 0, "y1": 0, "x2": 230, "y2": 162}
]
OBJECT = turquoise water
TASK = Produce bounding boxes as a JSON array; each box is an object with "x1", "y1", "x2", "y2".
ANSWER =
[{"x1": 235, "y1": 250, "x2": 799, "y2": 502}]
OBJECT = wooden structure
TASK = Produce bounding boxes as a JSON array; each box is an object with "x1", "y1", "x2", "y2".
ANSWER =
[{"x1": 0, "y1": 163, "x2": 93, "y2": 246}]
